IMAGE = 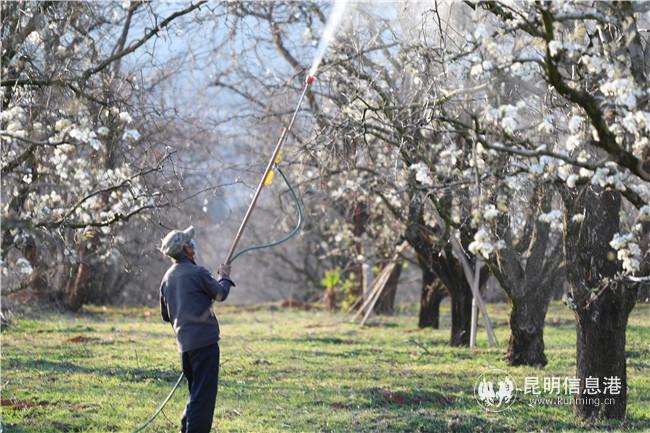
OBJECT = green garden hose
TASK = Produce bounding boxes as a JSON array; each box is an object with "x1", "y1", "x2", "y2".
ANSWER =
[
  {"x1": 131, "y1": 166, "x2": 302, "y2": 433},
  {"x1": 229, "y1": 167, "x2": 303, "y2": 262}
]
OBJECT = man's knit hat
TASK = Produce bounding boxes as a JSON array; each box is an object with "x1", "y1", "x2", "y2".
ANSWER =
[{"x1": 160, "y1": 226, "x2": 195, "y2": 258}]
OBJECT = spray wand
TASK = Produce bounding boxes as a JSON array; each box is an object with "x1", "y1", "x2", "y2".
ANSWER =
[{"x1": 224, "y1": 74, "x2": 316, "y2": 265}]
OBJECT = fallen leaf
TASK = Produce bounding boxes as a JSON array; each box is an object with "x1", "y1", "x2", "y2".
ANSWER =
[
  {"x1": 1, "y1": 399, "x2": 49, "y2": 409},
  {"x1": 377, "y1": 389, "x2": 406, "y2": 405},
  {"x1": 66, "y1": 335, "x2": 97, "y2": 343}
]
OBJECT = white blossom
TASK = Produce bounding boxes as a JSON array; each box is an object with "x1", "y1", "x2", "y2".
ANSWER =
[
  {"x1": 119, "y1": 112, "x2": 133, "y2": 123},
  {"x1": 55, "y1": 118, "x2": 72, "y2": 132},
  {"x1": 483, "y1": 204, "x2": 499, "y2": 221},
  {"x1": 122, "y1": 129, "x2": 140, "y2": 141},
  {"x1": 25, "y1": 31, "x2": 42, "y2": 47},
  {"x1": 610, "y1": 232, "x2": 641, "y2": 273},
  {"x1": 635, "y1": 111, "x2": 650, "y2": 131},
  {"x1": 639, "y1": 205, "x2": 650, "y2": 222},
  {"x1": 568, "y1": 115, "x2": 583, "y2": 133},
  {"x1": 16, "y1": 258, "x2": 33, "y2": 275},
  {"x1": 600, "y1": 78, "x2": 638, "y2": 110},
  {"x1": 548, "y1": 40, "x2": 563, "y2": 57},
  {"x1": 538, "y1": 209, "x2": 563, "y2": 231},
  {"x1": 410, "y1": 162, "x2": 434, "y2": 186},
  {"x1": 571, "y1": 213, "x2": 585, "y2": 223},
  {"x1": 632, "y1": 136, "x2": 649, "y2": 159},
  {"x1": 468, "y1": 228, "x2": 497, "y2": 259},
  {"x1": 580, "y1": 55, "x2": 604, "y2": 74},
  {"x1": 538, "y1": 117, "x2": 554, "y2": 134},
  {"x1": 566, "y1": 174, "x2": 579, "y2": 188},
  {"x1": 591, "y1": 167, "x2": 626, "y2": 191}
]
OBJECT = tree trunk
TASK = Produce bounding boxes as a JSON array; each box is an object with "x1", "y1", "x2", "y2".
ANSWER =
[
  {"x1": 490, "y1": 184, "x2": 560, "y2": 366},
  {"x1": 562, "y1": 187, "x2": 638, "y2": 420},
  {"x1": 418, "y1": 270, "x2": 446, "y2": 329},
  {"x1": 405, "y1": 191, "x2": 477, "y2": 343},
  {"x1": 350, "y1": 200, "x2": 370, "y2": 302},
  {"x1": 323, "y1": 287, "x2": 336, "y2": 311},
  {"x1": 23, "y1": 236, "x2": 48, "y2": 293},
  {"x1": 507, "y1": 297, "x2": 547, "y2": 366},
  {"x1": 65, "y1": 228, "x2": 101, "y2": 311},
  {"x1": 66, "y1": 255, "x2": 90, "y2": 312},
  {"x1": 449, "y1": 281, "x2": 472, "y2": 346},
  {"x1": 373, "y1": 259, "x2": 402, "y2": 315},
  {"x1": 574, "y1": 289, "x2": 631, "y2": 419}
]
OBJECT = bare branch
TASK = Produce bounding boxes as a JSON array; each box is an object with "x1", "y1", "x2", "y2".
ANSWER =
[{"x1": 82, "y1": 1, "x2": 207, "y2": 80}]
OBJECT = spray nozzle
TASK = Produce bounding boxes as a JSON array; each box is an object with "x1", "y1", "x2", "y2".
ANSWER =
[{"x1": 305, "y1": 75, "x2": 316, "y2": 85}]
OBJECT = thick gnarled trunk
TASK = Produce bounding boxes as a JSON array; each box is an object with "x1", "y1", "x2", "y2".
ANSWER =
[
  {"x1": 507, "y1": 298, "x2": 548, "y2": 366},
  {"x1": 491, "y1": 185, "x2": 560, "y2": 366},
  {"x1": 563, "y1": 187, "x2": 638, "y2": 420},
  {"x1": 574, "y1": 290, "x2": 631, "y2": 419}
]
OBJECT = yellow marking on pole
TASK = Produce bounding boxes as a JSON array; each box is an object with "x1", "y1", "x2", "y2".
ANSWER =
[
  {"x1": 264, "y1": 170, "x2": 275, "y2": 185},
  {"x1": 264, "y1": 150, "x2": 283, "y2": 186}
]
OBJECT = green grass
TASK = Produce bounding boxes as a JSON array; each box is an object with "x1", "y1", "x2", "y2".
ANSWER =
[{"x1": 2, "y1": 301, "x2": 649, "y2": 432}]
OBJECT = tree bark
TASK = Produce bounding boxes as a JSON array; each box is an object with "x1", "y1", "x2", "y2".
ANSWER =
[
  {"x1": 349, "y1": 200, "x2": 370, "y2": 303},
  {"x1": 490, "y1": 185, "x2": 560, "y2": 366},
  {"x1": 405, "y1": 191, "x2": 476, "y2": 344},
  {"x1": 23, "y1": 236, "x2": 48, "y2": 294},
  {"x1": 418, "y1": 266, "x2": 446, "y2": 329},
  {"x1": 323, "y1": 287, "x2": 336, "y2": 311},
  {"x1": 574, "y1": 289, "x2": 631, "y2": 419},
  {"x1": 449, "y1": 278, "x2": 472, "y2": 347},
  {"x1": 562, "y1": 187, "x2": 638, "y2": 420},
  {"x1": 65, "y1": 228, "x2": 101, "y2": 311},
  {"x1": 428, "y1": 249, "x2": 476, "y2": 347},
  {"x1": 507, "y1": 297, "x2": 548, "y2": 366}
]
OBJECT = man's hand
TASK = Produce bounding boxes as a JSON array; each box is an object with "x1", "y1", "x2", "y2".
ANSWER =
[{"x1": 218, "y1": 263, "x2": 231, "y2": 278}]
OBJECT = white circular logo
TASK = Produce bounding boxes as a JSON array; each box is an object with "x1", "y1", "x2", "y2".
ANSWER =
[{"x1": 474, "y1": 369, "x2": 517, "y2": 412}]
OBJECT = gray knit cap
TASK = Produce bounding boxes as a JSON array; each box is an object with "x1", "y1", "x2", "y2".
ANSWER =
[{"x1": 160, "y1": 226, "x2": 195, "y2": 258}]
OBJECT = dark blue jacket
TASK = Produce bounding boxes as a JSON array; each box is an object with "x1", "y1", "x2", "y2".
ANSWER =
[{"x1": 159, "y1": 252, "x2": 234, "y2": 352}]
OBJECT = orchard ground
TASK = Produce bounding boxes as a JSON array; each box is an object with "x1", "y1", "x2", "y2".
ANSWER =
[{"x1": 2, "y1": 301, "x2": 649, "y2": 433}]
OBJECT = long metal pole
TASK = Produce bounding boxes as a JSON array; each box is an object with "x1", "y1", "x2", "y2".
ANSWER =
[{"x1": 224, "y1": 79, "x2": 313, "y2": 265}]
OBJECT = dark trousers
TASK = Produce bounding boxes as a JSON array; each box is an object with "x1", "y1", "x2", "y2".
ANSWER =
[{"x1": 180, "y1": 342, "x2": 220, "y2": 433}]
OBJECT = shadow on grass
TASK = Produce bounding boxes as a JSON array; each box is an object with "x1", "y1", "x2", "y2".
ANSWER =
[
  {"x1": 360, "y1": 322, "x2": 400, "y2": 328},
  {"x1": 1, "y1": 423, "x2": 74, "y2": 433},
  {"x1": 362, "y1": 387, "x2": 455, "y2": 408},
  {"x1": 5, "y1": 357, "x2": 179, "y2": 382},
  {"x1": 301, "y1": 336, "x2": 359, "y2": 345},
  {"x1": 4, "y1": 419, "x2": 118, "y2": 433},
  {"x1": 316, "y1": 387, "x2": 456, "y2": 411},
  {"x1": 521, "y1": 412, "x2": 650, "y2": 432}
]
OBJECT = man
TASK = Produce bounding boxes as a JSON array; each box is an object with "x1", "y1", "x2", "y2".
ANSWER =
[{"x1": 159, "y1": 226, "x2": 235, "y2": 433}]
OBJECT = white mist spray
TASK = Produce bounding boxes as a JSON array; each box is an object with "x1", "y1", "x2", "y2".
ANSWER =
[{"x1": 308, "y1": 0, "x2": 349, "y2": 78}]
